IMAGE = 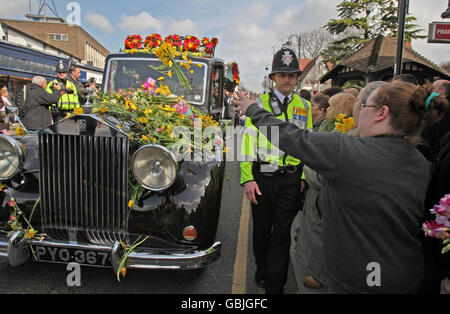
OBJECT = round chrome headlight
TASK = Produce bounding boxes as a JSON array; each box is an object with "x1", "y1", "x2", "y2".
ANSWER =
[
  {"x1": 131, "y1": 145, "x2": 178, "y2": 191},
  {"x1": 0, "y1": 135, "x2": 26, "y2": 181}
]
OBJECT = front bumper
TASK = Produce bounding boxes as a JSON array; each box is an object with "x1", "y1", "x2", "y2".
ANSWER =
[{"x1": 0, "y1": 232, "x2": 221, "y2": 271}]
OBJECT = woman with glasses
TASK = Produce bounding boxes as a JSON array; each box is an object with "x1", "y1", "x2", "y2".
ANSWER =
[{"x1": 233, "y1": 81, "x2": 448, "y2": 294}]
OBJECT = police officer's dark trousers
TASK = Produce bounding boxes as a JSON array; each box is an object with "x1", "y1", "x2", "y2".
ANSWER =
[{"x1": 251, "y1": 166, "x2": 302, "y2": 293}]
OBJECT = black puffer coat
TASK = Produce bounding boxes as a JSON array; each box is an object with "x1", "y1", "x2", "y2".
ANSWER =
[{"x1": 21, "y1": 84, "x2": 61, "y2": 131}]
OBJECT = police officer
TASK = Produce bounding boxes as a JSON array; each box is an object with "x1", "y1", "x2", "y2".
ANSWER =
[
  {"x1": 46, "y1": 60, "x2": 80, "y2": 121},
  {"x1": 240, "y1": 48, "x2": 313, "y2": 294}
]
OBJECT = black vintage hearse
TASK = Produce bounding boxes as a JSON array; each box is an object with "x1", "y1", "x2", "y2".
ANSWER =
[{"x1": 0, "y1": 51, "x2": 232, "y2": 277}]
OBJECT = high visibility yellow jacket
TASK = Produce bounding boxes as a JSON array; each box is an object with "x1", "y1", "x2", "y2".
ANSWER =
[
  {"x1": 240, "y1": 93, "x2": 313, "y2": 185},
  {"x1": 46, "y1": 79, "x2": 80, "y2": 110}
]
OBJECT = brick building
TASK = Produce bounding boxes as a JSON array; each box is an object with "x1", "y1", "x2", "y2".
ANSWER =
[
  {"x1": 0, "y1": 14, "x2": 110, "y2": 100},
  {"x1": 0, "y1": 17, "x2": 109, "y2": 69}
]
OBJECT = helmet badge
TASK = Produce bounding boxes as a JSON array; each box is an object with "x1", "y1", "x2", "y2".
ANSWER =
[{"x1": 281, "y1": 50, "x2": 293, "y2": 66}]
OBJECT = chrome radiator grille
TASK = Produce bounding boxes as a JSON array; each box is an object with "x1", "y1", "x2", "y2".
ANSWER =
[{"x1": 38, "y1": 133, "x2": 129, "y2": 244}]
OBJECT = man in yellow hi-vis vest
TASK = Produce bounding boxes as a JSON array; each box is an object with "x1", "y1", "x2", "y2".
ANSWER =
[
  {"x1": 240, "y1": 48, "x2": 313, "y2": 294},
  {"x1": 46, "y1": 60, "x2": 80, "y2": 121}
]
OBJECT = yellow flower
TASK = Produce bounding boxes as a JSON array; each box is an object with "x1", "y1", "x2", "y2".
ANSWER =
[
  {"x1": 167, "y1": 70, "x2": 172, "y2": 78},
  {"x1": 15, "y1": 127, "x2": 25, "y2": 136},
  {"x1": 25, "y1": 228, "x2": 36, "y2": 240},
  {"x1": 100, "y1": 107, "x2": 107, "y2": 114},
  {"x1": 73, "y1": 107, "x2": 83, "y2": 115},
  {"x1": 121, "y1": 267, "x2": 127, "y2": 278},
  {"x1": 128, "y1": 200, "x2": 134, "y2": 208},
  {"x1": 141, "y1": 135, "x2": 148, "y2": 141},
  {"x1": 138, "y1": 117, "x2": 149, "y2": 124},
  {"x1": 158, "y1": 76, "x2": 165, "y2": 81},
  {"x1": 336, "y1": 113, "x2": 346, "y2": 121},
  {"x1": 190, "y1": 70, "x2": 194, "y2": 74},
  {"x1": 335, "y1": 123, "x2": 344, "y2": 132}
]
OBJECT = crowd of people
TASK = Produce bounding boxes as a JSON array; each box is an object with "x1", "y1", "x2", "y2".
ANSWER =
[
  {"x1": 0, "y1": 60, "x2": 98, "y2": 132},
  {"x1": 0, "y1": 52, "x2": 449, "y2": 294},
  {"x1": 233, "y1": 47, "x2": 450, "y2": 294}
]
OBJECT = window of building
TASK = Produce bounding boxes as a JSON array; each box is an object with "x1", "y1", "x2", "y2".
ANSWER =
[{"x1": 52, "y1": 34, "x2": 68, "y2": 42}]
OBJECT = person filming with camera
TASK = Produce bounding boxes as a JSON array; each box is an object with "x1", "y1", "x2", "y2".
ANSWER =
[{"x1": 46, "y1": 60, "x2": 80, "y2": 121}]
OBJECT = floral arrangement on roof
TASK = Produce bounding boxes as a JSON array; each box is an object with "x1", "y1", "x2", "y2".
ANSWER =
[
  {"x1": 144, "y1": 33, "x2": 163, "y2": 49},
  {"x1": 334, "y1": 113, "x2": 355, "y2": 133},
  {"x1": 183, "y1": 35, "x2": 201, "y2": 53},
  {"x1": 124, "y1": 35, "x2": 143, "y2": 50},
  {"x1": 423, "y1": 194, "x2": 450, "y2": 254},
  {"x1": 123, "y1": 34, "x2": 219, "y2": 57},
  {"x1": 202, "y1": 37, "x2": 218, "y2": 54},
  {"x1": 165, "y1": 34, "x2": 183, "y2": 49}
]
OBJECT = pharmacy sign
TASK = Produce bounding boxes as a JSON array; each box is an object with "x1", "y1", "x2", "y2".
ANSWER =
[{"x1": 428, "y1": 21, "x2": 450, "y2": 43}]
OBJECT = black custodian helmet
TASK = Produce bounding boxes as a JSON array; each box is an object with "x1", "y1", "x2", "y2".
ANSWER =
[
  {"x1": 269, "y1": 48, "x2": 301, "y2": 79},
  {"x1": 56, "y1": 60, "x2": 68, "y2": 73}
]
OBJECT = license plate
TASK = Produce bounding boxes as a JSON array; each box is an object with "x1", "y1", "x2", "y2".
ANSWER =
[{"x1": 33, "y1": 245, "x2": 112, "y2": 267}]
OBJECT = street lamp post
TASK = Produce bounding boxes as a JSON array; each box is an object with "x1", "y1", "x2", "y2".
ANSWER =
[
  {"x1": 395, "y1": 0, "x2": 409, "y2": 76},
  {"x1": 442, "y1": 0, "x2": 450, "y2": 18}
]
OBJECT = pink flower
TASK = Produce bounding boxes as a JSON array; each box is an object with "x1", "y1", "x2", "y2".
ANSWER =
[
  {"x1": 439, "y1": 195, "x2": 450, "y2": 210},
  {"x1": 8, "y1": 200, "x2": 15, "y2": 207},
  {"x1": 9, "y1": 215, "x2": 15, "y2": 221},
  {"x1": 423, "y1": 220, "x2": 450, "y2": 239},
  {"x1": 431, "y1": 205, "x2": 450, "y2": 218},
  {"x1": 157, "y1": 128, "x2": 162, "y2": 133}
]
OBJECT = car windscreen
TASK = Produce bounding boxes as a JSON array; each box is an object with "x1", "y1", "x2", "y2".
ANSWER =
[{"x1": 105, "y1": 57, "x2": 208, "y2": 105}]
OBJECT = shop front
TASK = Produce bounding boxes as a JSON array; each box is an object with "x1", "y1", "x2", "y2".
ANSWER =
[{"x1": 0, "y1": 41, "x2": 68, "y2": 103}]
